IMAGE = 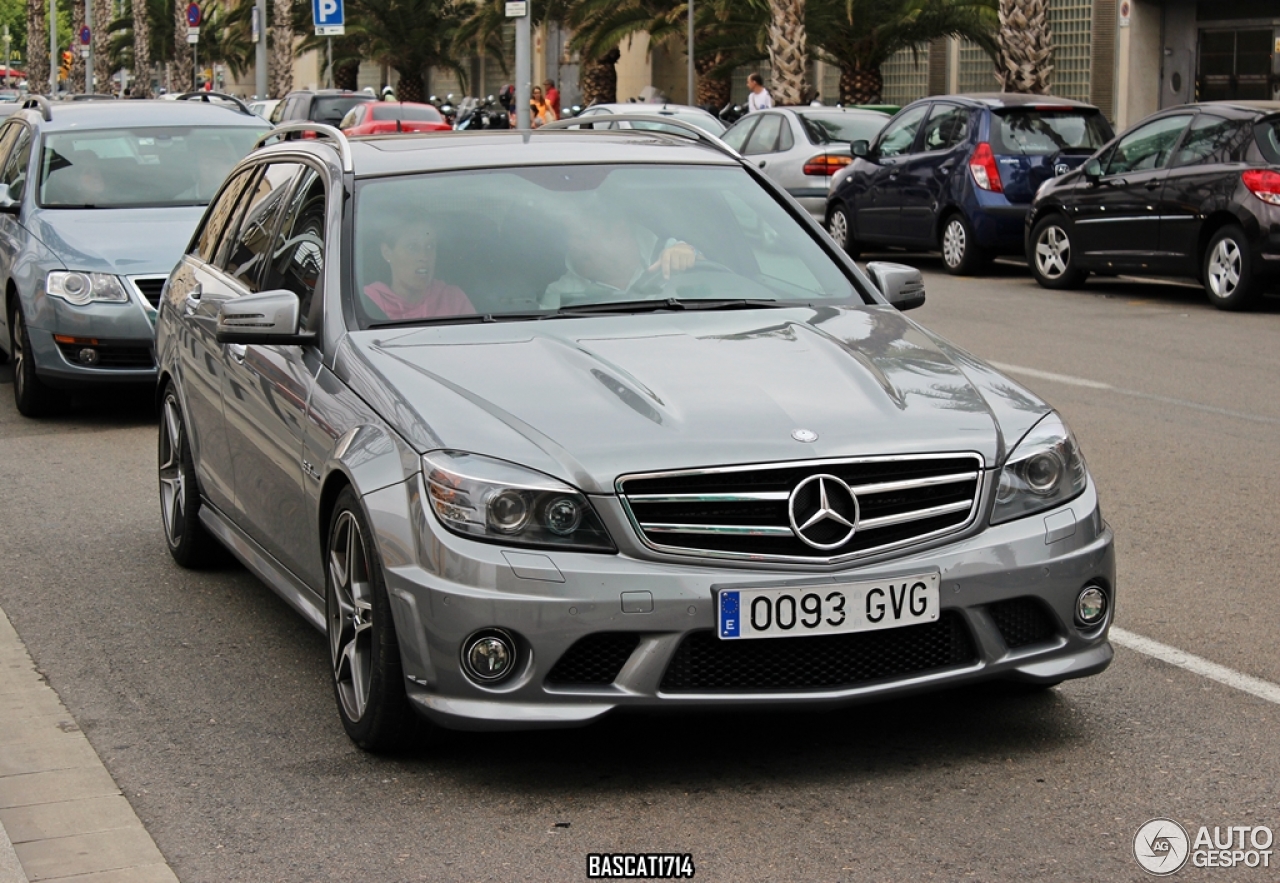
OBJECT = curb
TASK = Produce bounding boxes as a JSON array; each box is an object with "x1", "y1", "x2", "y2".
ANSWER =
[{"x1": 0, "y1": 604, "x2": 179, "y2": 883}]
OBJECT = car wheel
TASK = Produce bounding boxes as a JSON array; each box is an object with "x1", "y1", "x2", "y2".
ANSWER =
[
  {"x1": 9, "y1": 303, "x2": 67, "y2": 417},
  {"x1": 826, "y1": 204, "x2": 860, "y2": 258},
  {"x1": 1203, "y1": 225, "x2": 1259, "y2": 311},
  {"x1": 940, "y1": 213, "x2": 988, "y2": 276},
  {"x1": 1028, "y1": 215, "x2": 1087, "y2": 290},
  {"x1": 158, "y1": 384, "x2": 221, "y2": 568},
  {"x1": 326, "y1": 487, "x2": 421, "y2": 753}
]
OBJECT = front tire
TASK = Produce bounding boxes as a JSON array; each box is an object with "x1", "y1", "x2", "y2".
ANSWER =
[
  {"x1": 158, "y1": 384, "x2": 221, "y2": 568},
  {"x1": 1203, "y1": 225, "x2": 1260, "y2": 311},
  {"x1": 10, "y1": 304, "x2": 68, "y2": 417},
  {"x1": 940, "y1": 213, "x2": 988, "y2": 275},
  {"x1": 1028, "y1": 215, "x2": 1087, "y2": 289},
  {"x1": 326, "y1": 487, "x2": 421, "y2": 753},
  {"x1": 826, "y1": 203, "x2": 861, "y2": 258}
]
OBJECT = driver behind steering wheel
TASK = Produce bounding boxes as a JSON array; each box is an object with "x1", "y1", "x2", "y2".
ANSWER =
[{"x1": 543, "y1": 206, "x2": 698, "y2": 308}]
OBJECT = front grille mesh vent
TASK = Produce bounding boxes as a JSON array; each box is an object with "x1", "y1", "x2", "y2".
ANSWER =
[
  {"x1": 619, "y1": 454, "x2": 983, "y2": 562},
  {"x1": 545, "y1": 633, "x2": 640, "y2": 686}
]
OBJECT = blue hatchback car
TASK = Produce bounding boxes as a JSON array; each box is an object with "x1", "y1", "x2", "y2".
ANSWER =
[
  {"x1": 825, "y1": 94, "x2": 1113, "y2": 274},
  {"x1": 0, "y1": 96, "x2": 267, "y2": 415}
]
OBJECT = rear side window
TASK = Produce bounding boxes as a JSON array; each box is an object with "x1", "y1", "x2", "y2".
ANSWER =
[
  {"x1": 1173, "y1": 114, "x2": 1253, "y2": 166},
  {"x1": 1254, "y1": 118, "x2": 1280, "y2": 164},
  {"x1": 992, "y1": 110, "x2": 1112, "y2": 156}
]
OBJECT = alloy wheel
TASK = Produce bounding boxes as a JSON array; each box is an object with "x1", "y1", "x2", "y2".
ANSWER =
[
  {"x1": 942, "y1": 219, "x2": 966, "y2": 268},
  {"x1": 828, "y1": 209, "x2": 848, "y2": 248},
  {"x1": 1206, "y1": 237, "x2": 1241, "y2": 299},
  {"x1": 1035, "y1": 225, "x2": 1072, "y2": 280},
  {"x1": 158, "y1": 394, "x2": 188, "y2": 547},
  {"x1": 11, "y1": 309, "x2": 25, "y2": 402},
  {"x1": 328, "y1": 511, "x2": 374, "y2": 723}
]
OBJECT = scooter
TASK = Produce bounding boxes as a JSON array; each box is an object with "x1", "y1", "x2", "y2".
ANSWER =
[{"x1": 454, "y1": 95, "x2": 511, "y2": 130}]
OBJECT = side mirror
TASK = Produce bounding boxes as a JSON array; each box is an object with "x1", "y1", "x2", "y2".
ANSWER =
[
  {"x1": 215, "y1": 289, "x2": 314, "y2": 345},
  {"x1": 850, "y1": 139, "x2": 870, "y2": 158},
  {"x1": 1083, "y1": 158, "x2": 1103, "y2": 182},
  {"x1": 865, "y1": 261, "x2": 926, "y2": 311}
]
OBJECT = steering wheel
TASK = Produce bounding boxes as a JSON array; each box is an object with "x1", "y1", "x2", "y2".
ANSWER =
[{"x1": 626, "y1": 259, "x2": 735, "y2": 297}]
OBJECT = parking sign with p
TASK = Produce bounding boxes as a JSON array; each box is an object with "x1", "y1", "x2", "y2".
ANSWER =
[{"x1": 312, "y1": 0, "x2": 344, "y2": 35}]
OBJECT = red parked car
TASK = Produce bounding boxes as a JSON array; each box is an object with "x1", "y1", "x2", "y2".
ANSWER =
[{"x1": 339, "y1": 102, "x2": 451, "y2": 135}]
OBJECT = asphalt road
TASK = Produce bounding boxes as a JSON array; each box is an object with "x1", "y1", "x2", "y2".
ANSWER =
[{"x1": 2, "y1": 260, "x2": 1279, "y2": 882}]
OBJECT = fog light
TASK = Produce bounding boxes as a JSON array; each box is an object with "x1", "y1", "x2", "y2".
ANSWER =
[
  {"x1": 78, "y1": 347, "x2": 99, "y2": 366},
  {"x1": 1076, "y1": 585, "x2": 1107, "y2": 626},
  {"x1": 462, "y1": 629, "x2": 516, "y2": 682}
]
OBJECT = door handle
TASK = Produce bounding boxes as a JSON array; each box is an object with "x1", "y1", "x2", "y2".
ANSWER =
[
  {"x1": 1144, "y1": 180, "x2": 1160, "y2": 191},
  {"x1": 227, "y1": 343, "x2": 246, "y2": 363},
  {"x1": 183, "y1": 284, "x2": 203, "y2": 315}
]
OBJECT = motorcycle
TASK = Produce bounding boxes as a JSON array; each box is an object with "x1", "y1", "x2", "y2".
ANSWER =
[
  {"x1": 454, "y1": 95, "x2": 512, "y2": 130},
  {"x1": 719, "y1": 102, "x2": 746, "y2": 125}
]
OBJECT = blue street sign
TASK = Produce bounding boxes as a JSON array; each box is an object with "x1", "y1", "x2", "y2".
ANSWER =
[
  {"x1": 312, "y1": 0, "x2": 344, "y2": 33},
  {"x1": 186, "y1": 2, "x2": 201, "y2": 27}
]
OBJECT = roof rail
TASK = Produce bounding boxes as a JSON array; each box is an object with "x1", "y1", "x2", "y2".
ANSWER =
[
  {"x1": 254, "y1": 122, "x2": 353, "y2": 173},
  {"x1": 21, "y1": 95, "x2": 52, "y2": 121},
  {"x1": 539, "y1": 114, "x2": 743, "y2": 162},
  {"x1": 174, "y1": 91, "x2": 252, "y2": 116}
]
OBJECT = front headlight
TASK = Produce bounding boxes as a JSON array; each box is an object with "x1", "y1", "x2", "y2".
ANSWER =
[
  {"x1": 991, "y1": 412, "x2": 1088, "y2": 525},
  {"x1": 423, "y1": 451, "x2": 615, "y2": 552},
  {"x1": 46, "y1": 272, "x2": 130, "y2": 306}
]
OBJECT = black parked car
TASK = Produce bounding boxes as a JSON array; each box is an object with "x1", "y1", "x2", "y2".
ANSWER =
[
  {"x1": 269, "y1": 89, "x2": 375, "y2": 128},
  {"x1": 1027, "y1": 101, "x2": 1280, "y2": 310},
  {"x1": 826, "y1": 94, "x2": 1112, "y2": 274}
]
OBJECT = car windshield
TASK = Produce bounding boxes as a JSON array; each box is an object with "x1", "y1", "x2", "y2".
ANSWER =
[
  {"x1": 1254, "y1": 117, "x2": 1280, "y2": 164},
  {"x1": 352, "y1": 164, "x2": 862, "y2": 327},
  {"x1": 991, "y1": 109, "x2": 1112, "y2": 156},
  {"x1": 313, "y1": 96, "x2": 374, "y2": 125},
  {"x1": 373, "y1": 104, "x2": 443, "y2": 122},
  {"x1": 37, "y1": 126, "x2": 263, "y2": 208},
  {"x1": 798, "y1": 112, "x2": 887, "y2": 144},
  {"x1": 630, "y1": 112, "x2": 726, "y2": 135}
]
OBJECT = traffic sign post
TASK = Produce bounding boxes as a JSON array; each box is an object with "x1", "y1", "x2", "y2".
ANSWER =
[
  {"x1": 79, "y1": 26, "x2": 89, "y2": 61},
  {"x1": 312, "y1": 0, "x2": 345, "y2": 36},
  {"x1": 187, "y1": 3, "x2": 200, "y2": 90}
]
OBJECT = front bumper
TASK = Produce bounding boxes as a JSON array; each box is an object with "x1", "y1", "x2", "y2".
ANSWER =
[
  {"x1": 365, "y1": 476, "x2": 1115, "y2": 732},
  {"x1": 28, "y1": 296, "x2": 157, "y2": 387}
]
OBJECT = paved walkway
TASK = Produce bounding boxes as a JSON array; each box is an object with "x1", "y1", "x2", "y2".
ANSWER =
[{"x1": 0, "y1": 604, "x2": 178, "y2": 882}]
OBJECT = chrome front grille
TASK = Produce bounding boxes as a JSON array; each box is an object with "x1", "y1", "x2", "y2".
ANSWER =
[{"x1": 618, "y1": 454, "x2": 984, "y2": 563}]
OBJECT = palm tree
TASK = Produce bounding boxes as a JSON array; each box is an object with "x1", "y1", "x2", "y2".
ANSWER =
[
  {"x1": 93, "y1": 0, "x2": 113, "y2": 91},
  {"x1": 172, "y1": 0, "x2": 193, "y2": 90},
  {"x1": 808, "y1": 0, "x2": 998, "y2": 104},
  {"x1": 994, "y1": 0, "x2": 1052, "y2": 93},
  {"x1": 270, "y1": 0, "x2": 291, "y2": 96},
  {"x1": 345, "y1": 0, "x2": 467, "y2": 103},
  {"x1": 765, "y1": 0, "x2": 808, "y2": 104},
  {"x1": 70, "y1": 0, "x2": 86, "y2": 92},
  {"x1": 27, "y1": 0, "x2": 49, "y2": 96},
  {"x1": 131, "y1": 0, "x2": 155, "y2": 96}
]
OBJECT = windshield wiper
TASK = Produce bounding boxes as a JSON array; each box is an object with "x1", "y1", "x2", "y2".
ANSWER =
[{"x1": 552, "y1": 298, "x2": 789, "y2": 315}]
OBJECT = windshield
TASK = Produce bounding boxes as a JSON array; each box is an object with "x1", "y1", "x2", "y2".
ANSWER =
[
  {"x1": 38, "y1": 126, "x2": 264, "y2": 208},
  {"x1": 373, "y1": 104, "x2": 443, "y2": 122},
  {"x1": 352, "y1": 164, "x2": 862, "y2": 327},
  {"x1": 798, "y1": 112, "x2": 888, "y2": 144},
  {"x1": 991, "y1": 109, "x2": 1112, "y2": 156}
]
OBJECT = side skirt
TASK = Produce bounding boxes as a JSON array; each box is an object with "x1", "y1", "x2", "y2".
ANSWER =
[{"x1": 198, "y1": 501, "x2": 326, "y2": 633}]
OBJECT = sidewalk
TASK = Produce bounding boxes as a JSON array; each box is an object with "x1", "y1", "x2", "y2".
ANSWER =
[{"x1": 0, "y1": 604, "x2": 179, "y2": 882}]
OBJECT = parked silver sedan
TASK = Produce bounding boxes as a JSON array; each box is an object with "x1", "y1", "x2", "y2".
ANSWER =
[
  {"x1": 156, "y1": 121, "x2": 1114, "y2": 752},
  {"x1": 723, "y1": 106, "x2": 890, "y2": 221}
]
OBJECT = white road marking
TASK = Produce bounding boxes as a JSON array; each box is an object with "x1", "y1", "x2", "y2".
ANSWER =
[
  {"x1": 1111, "y1": 627, "x2": 1280, "y2": 706},
  {"x1": 990, "y1": 361, "x2": 1280, "y2": 427}
]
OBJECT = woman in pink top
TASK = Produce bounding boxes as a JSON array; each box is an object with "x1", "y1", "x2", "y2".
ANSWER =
[{"x1": 363, "y1": 220, "x2": 476, "y2": 320}]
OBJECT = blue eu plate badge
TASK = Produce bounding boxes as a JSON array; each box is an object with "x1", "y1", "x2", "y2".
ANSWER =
[{"x1": 718, "y1": 591, "x2": 741, "y2": 638}]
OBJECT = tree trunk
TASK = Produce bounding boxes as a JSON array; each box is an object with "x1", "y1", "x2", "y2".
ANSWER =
[
  {"x1": 995, "y1": 0, "x2": 1054, "y2": 94},
  {"x1": 394, "y1": 69, "x2": 423, "y2": 103},
  {"x1": 270, "y1": 0, "x2": 292, "y2": 97},
  {"x1": 840, "y1": 62, "x2": 883, "y2": 105},
  {"x1": 70, "y1": 0, "x2": 86, "y2": 93},
  {"x1": 131, "y1": 0, "x2": 152, "y2": 96},
  {"x1": 172, "y1": 0, "x2": 193, "y2": 92},
  {"x1": 767, "y1": 0, "x2": 808, "y2": 105},
  {"x1": 27, "y1": 0, "x2": 49, "y2": 96},
  {"x1": 580, "y1": 47, "x2": 619, "y2": 106},
  {"x1": 93, "y1": 0, "x2": 112, "y2": 92},
  {"x1": 695, "y1": 52, "x2": 730, "y2": 110},
  {"x1": 334, "y1": 58, "x2": 360, "y2": 91}
]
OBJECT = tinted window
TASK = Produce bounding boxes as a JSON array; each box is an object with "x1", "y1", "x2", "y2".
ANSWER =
[
  {"x1": 372, "y1": 104, "x2": 444, "y2": 122},
  {"x1": 38, "y1": 126, "x2": 264, "y2": 208},
  {"x1": 0, "y1": 125, "x2": 31, "y2": 202},
  {"x1": 877, "y1": 104, "x2": 929, "y2": 157},
  {"x1": 920, "y1": 104, "x2": 971, "y2": 151},
  {"x1": 1252, "y1": 118, "x2": 1280, "y2": 164},
  {"x1": 312, "y1": 96, "x2": 374, "y2": 125},
  {"x1": 1172, "y1": 114, "x2": 1252, "y2": 166},
  {"x1": 992, "y1": 110, "x2": 1112, "y2": 156},
  {"x1": 222, "y1": 164, "x2": 302, "y2": 291},
  {"x1": 263, "y1": 170, "x2": 326, "y2": 330},
  {"x1": 743, "y1": 114, "x2": 784, "y2": 155},
  {"x1": 722, "y1": 118, "x2": 757, "y2": 152},
  {"x1": 1104, "y1": 115, "x2": 1192, "y2": 174},
  {"x1": 194, "y1": 168, "x2": 256, "y2": 262},
  {"x1": 797, "y1": 112, "x2": 887, "y2": 144}
]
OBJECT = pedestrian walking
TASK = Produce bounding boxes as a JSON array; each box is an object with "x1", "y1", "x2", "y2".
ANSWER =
[{"x1": 747, "y1": 73, "x2": 773, "y2": 112}]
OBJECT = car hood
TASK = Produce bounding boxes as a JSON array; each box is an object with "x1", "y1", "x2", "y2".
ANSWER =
[
  {"x1": 340, "y1": 306, "x2": 1051, "y2": 494},
  {"x1": 28, "y1": 206, "x2": 206, "y2": 276}
]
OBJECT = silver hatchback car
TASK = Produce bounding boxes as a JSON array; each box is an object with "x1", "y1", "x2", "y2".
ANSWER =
[{"x1": 156, "y1": 121, "x2": 1114, "y2": 752}]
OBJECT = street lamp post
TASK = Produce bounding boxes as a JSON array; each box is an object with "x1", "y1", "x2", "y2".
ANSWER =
[
  {"x1": 687, "y1": 0, "x2": 694, "y2": 107},
  {"x1": 49, "y1": 0, "x2": 58, "y2": 96},
  {"x1": 3, "y1": 27, "x2": 10, "y2": 90},
  {"x1": 85, "y1": 0, "x2": 93, "y2": 92}
]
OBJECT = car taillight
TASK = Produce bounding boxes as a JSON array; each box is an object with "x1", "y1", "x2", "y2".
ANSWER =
[
  {"x1": 969, "y1": 142, "x2": 1003, "y2": 193},
  {"x1": 802, "y1": 154, "x2": 853, "y2": 176},
  {"x1": 1242, "y1": 169, "x2": 1280, "y2": 205}
]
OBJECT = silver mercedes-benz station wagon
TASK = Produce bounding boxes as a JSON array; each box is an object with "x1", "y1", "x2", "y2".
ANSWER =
[{"x1": 155, "y1": 120, "x2": 1114, "y2": 752}]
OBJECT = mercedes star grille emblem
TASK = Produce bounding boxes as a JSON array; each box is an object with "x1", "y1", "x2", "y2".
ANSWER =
[{"x1": 788, "y1": 474, "x2": 859, "y2": 550}]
